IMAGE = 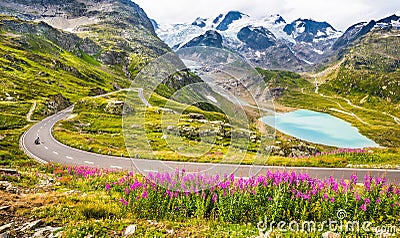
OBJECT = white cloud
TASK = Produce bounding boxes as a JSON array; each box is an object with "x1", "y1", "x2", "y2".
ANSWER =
[{"x1": 134, "y1": 0, "x2": 400, "y2": 30}]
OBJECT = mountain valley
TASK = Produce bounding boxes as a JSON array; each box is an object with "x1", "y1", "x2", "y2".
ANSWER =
[{"x1": 0, "y1": 1, "x2": 399, "y2": 237}]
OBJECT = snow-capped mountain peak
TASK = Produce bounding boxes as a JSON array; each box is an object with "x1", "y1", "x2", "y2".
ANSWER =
[
  {"x1": 376, "y1": 14, "x2": 400, "y2": 29},
  {"x1": 155, "y1": 12, "x2": 345, "y2": 71},
  {"x1": 283, "y1": 19, "x2": 341, "y2": 43},
  {"x1": 266, "y1": 14, "x2": 286, "y2": 25},
  {"x1": 191, "y1": 17, "x2": 207, "y2": 28},
  {"x1": 215, "y1": 11, "x2": 249, "y2": 31},
  {"x1": 155, "y1": 13, "x2": 399, "y2": 71},
  {"x1": 333, "y1": 14, "x2": 399, "y2": 50}
]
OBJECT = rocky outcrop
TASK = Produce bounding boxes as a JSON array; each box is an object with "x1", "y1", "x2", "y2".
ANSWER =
[
  {"x1": 0, "y1": 18, "x2": 101, "y2": 57},
  {"x1": 89, "y1": 87, "x2": 106, "y2": 96},
  {"x1": 182, "y1": 30, "x2": 223, "y2": 48},
  {"x1": 165, "y1": 119, "x2": 259, "y2": 142},
  {"x1": 265, "y1": 142, "x2": 319, "y2": 157},
  {"x1": 44, "y1": 94, "x2": 71, "y2": 116},
  {"x1": 0, "y1": 219, "x2": 61, "y2": 238},
  {"x1": 104, "y1": 100, "x2": 134, "y2": 115},
  {"x1": 270, "y1": 87, "x2": 286, "y2": 98},
  {"x1": 0, "y1": 172, "x2": 63, "y2": 238},
  {"x1": 187, "y1": 113, "x2": 206, "y2": 120},
  {"x1": 237, "y1": 26, "x2": 276, "y2": 50},
  {"x1": 0, "y1": 181, "x2": 21, "y2": 194},
  {"x1": 0, "y1": 0, "x2": 170, "y2": 64}
]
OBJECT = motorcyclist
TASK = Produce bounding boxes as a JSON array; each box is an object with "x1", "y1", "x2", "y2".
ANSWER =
[{"x1": 35, "y1": 136, "x2": 40, "y2": 145}]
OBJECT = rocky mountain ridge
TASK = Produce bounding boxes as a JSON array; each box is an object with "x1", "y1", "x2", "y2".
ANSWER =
[
  {"x1": 156, "y1": 11, "x2": 342, "y2": 71},
  {"x1": 156, "y1": 12, "x2": 400, "y2": 72},
  {"x1": 0, "y1": 0, "x2": 170, "y2": 66}
]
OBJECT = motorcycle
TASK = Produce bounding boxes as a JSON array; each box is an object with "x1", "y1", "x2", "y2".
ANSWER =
[{"x1": 34, "y1": 137, "x2": 40, "y2": 145}]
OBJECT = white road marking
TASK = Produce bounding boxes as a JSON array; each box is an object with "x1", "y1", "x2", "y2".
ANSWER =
[
  {"x1": 84, "y1": 161, "x2": 94, "y2": 165},
  {"x1": 37, "y1": 130, "x2": 40, "y2": 133},
  {"x1": 53, "y1": 151, "x2": 59, "y2": 155},
  {"x1": 66, "y1": 156, "x2": 73, "y2": 160},
  {"x1": 143, "y1": 169, "x2": 158, "y2": 173},
  {"x1": 40, "y1": 126, "x2": 43, "y2": 129},
  {"x1": 44, "y1": 146, "x2": 48, "y2": 150},
  {"x1": 110, "y1": 165, "x2": 123, "y2": 169}
]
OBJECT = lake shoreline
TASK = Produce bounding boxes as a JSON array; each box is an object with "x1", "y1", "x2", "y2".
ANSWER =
[{"x1": 260, "y1": 109, "x2": 380, "y2": 149}]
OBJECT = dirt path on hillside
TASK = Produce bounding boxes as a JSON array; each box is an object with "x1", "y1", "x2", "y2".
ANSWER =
[
  {"x1": 26, "y1": 101, "x2": 36, "y2": 122},
  {"x1": 320, "y1": 94, "x2": 399, "y2": 126}
]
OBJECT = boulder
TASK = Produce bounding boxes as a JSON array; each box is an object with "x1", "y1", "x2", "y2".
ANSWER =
[
  {"x1": 105, "y1": 100, "x2": 134, "y2": 115},
  {"x1": 4, "y1": 97, "x2": 15, "y2": 102},
  {"x1": 31, "y1": 226, "x2": 62, "y2": 238},
  {"x1": 19, "y1": 220, "x2": 43, "y2": 232},
  {"x1": 187, "y1": 113, "x2": 206, "y2": 120},
  {"x1": 0, "y1": 206, "x2": 11, "y2": 211},
  {"x1": 0, "y1": 181, "x2": 20, "y2": 194},
  {"x1": 124, "y1": 224, "x2": 137, "y2": 236},
  {"x1": 166, "y1": 228, "x2": 174, "y2": 235},
  {"x1": 89, "y1": 87, "x2": 106, "y2": 96},
  {"x1": 0, "y1": 223, "x2": 14, "y2": 233},
  {"x1": 0, "y1": 231, "x2": 10, "y2": 238}
]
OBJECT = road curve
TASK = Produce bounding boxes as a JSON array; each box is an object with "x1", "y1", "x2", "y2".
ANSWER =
[{"x1": 21, "y1": 106, "x2": 400, "y2": 182}]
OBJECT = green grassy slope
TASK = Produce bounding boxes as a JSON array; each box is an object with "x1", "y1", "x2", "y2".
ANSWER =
[
  {"x1": 324, "y1": 29, "x2": 400, "y2": 104},
  {"x1": 0, "y1": 16, "x2": 131, "y2": 167},
  {"x1": 0, "y1": 26, "x2": 128, "y2": 102}
]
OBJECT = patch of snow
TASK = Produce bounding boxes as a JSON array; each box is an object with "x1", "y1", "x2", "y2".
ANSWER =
[
  {"x1": 297, "y1": 26, "x2": 305, "y2": 34},
  {"x1": 156, "y1": 12, "x2": 341, "y2": 55},
  {"x1": 206, "y1": 95, "x2": 218, "y2": 103},
  {"x1": 64, "y1": 28, "x2": 75, "y2": 33},
  {"x1": 376, "y1": 23, "x2": 389, "y2": 28},
  {"x1": 156, "y1": 23, "x2": 208, "y2": 48},
  {"x1": 313, "y1": 49, "x2": 324, "y2": 55},
  {"x1": 316, "y1": 30, "x2": 325, "y2": 37},
  {"x1": 301, "y1": 58, "x2": 314, "y2": 65},
  {"x1": 254, "y1": 51, "x2": 266, "y2": 57}
]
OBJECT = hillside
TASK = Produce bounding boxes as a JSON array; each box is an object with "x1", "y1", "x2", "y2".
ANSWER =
[
  {"x1": 323, "y1": 28, "x2": 400, "y2": 104},
  {"x1": 0, "y1": 0, "x2": 174, "y2": 168},
  {"x1": 0, "y1": 15, "x2": 126, "y2": 167},
  {"x1": 0, "y1": 0, "x2": 169, "y2": 59},
  {"x1": 0, "y1": 2, "x2": 399, "y2": 237},
  {"x1": 268, "y1": 28, "x2": 400, "y2": 148},
  {"x1": 0, "y1": 16, "x2": 129, "y2": 103}
]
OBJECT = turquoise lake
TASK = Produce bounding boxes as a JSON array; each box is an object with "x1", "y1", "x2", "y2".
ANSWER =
[{"x1": 260, "y1": 109, "x2": 380, "y2": 148}]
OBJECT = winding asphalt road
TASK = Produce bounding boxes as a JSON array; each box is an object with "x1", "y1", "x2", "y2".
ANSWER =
[{"x1": 20, "y1": 94, "x2": 400, "y2": 182}]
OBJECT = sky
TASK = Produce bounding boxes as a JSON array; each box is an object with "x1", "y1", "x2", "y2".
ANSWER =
[{"x1": 134, "y1": 0, "x2": 400, "y2": 31}]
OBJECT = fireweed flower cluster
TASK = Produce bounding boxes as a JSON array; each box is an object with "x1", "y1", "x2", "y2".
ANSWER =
[
  {"x1": 46, "y1": 164, "x2": 399, "y2": 228},
  {"x1": 292, "y1": 148, "x2": 367, "y2": 159},
  {"x1": 47, "y1": 164, "x2": 120, "y2": 189},
  {"x1": 105, "y1": 169, "x2": 400, "y2": 224},
  {"x1": 51, "y1": 165, "x2": 116, "y2": 178}
]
